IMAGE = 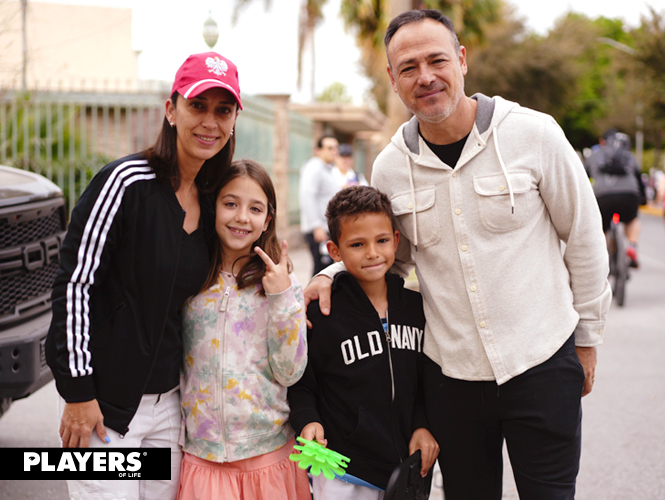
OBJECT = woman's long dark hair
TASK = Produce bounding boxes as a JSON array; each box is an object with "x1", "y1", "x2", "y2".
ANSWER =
[
  {"x1": 143, "y1": 91, "x2": 236, "y2": 195},
  {"x1": 201, "y1": 159, "x2": 292, "y2": 295}
]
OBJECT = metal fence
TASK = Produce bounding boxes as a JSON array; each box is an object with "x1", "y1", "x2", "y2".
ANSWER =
[{"x1": 0, "y1": 89, "x2": 314, "y2": 225}]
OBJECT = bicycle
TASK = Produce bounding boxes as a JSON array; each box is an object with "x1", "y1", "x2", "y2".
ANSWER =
[{"x1": 607, "y1": 212, "x2": 630, "y2": 306}]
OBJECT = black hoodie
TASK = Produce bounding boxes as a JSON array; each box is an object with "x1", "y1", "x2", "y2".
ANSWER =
[{"x1": 288, "y1": 271, "x2": 428, "y2": 489}]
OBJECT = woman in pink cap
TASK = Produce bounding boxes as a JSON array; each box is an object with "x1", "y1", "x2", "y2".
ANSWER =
[{"x1": 46, "y1": 52, "x2": 242, "y2": 500}]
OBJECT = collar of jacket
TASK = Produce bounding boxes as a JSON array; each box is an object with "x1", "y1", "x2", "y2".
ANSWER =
[
  {"x1": 401, "y1": 93, "x2": 496, "y2": 156},
  {"x1": 331, "y1": 271, "x2": 406, "y2": 316}
]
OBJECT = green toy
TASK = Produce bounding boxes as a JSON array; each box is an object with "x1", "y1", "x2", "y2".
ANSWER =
[{"x1": 289, "y1": 437, "x2": 351, "y2": 480}]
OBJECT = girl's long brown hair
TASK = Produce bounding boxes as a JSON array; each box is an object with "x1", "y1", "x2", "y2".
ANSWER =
[{"x1": 201, "y1": 159, "x2": 292, "y2": 295}]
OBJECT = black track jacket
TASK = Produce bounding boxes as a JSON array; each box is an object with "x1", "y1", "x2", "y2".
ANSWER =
[
  {"x1": 45, "y1": 153, "x2": 212, "y2": 435},
  {"x1": 288, "y1": 271, "x2": 428, "y2": 489}
]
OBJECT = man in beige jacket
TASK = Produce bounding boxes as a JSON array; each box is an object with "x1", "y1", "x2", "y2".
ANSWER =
[{"x1": 306, "y1": 9, "x2": 610, "y2": 500}]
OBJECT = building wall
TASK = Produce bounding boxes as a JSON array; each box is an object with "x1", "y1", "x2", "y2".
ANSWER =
[{"x1": 0, "y1": 1, "x2": 138, "y2": 90}]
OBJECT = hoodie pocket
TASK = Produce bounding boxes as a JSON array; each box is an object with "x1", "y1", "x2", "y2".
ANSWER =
[
  {"x1": 181, "y1": 372, "x2": 221, "y2": 443},
  {"x1": 222, "y1": 372, "x2": 283, "y2": 441},
  {"x1": 345, "y1": 403, "x2": 397, "y2": 462},
  {"x1": 473, "y1": 171, "x2": 532, "y2": 232},
  {"x1": 391, "y1": 186, "x2": 441, "y2": 249}
]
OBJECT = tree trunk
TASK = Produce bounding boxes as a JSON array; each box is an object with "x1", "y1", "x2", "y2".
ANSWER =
[{"x1": 384, "y1": 0, "x2": 415, "y2": 144}]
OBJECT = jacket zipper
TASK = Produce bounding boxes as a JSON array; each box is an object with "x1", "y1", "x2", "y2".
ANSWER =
[
  {"x1": 384, "y1": 310, "x2": 404, "y2": 462},
  {"x1": 384, "y1": 310, "x2": 396, "y2": 403},
  {"x1": 218, "y1": 284, "x2": 231, "y2": 462},
  {"x1": 122, "y1": 208, "x2": 186, "y2": 438},
  {"x1": 220, "y1": 285, "x2": 231, "y2": 312}
]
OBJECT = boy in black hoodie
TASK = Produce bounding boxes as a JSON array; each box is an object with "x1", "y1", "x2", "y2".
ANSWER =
[{"x1": 288, "y1": 186, "x2": 439, "y2": 499}]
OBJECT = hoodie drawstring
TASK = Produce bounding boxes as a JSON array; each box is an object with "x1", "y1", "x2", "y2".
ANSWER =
[
  {"x1": 404, "y1": 126, "x2": 513, "y2": 251},
  {"x1": 405, "y1": 154, "x2": 418, "y2": 252},
  {"x1": 492, "y1": 127, "x2": 515, "y2": 214}
]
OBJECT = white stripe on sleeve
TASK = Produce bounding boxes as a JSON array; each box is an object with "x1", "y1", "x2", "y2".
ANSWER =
[{"x1": 66, "y1": 160, "x2": 156, "y2": 378}]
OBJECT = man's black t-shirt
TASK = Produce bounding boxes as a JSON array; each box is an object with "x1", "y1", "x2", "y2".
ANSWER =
[{"x1": 422, "y1": 132, "x2": 470, "y2": 169}]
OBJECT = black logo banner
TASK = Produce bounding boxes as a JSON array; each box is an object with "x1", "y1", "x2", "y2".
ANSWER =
[{"x1": 1, "y1": 448, "x2": 171, "y2": 480}]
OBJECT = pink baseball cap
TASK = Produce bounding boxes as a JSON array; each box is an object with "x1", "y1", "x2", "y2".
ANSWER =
[{"x1": 171, "y1": 52, "x2": 243, "y2": 110}]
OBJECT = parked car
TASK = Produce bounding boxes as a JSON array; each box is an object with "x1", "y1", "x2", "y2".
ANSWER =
[{"x1": 0, "y1": 165, "x2": 67, "y2": 418}]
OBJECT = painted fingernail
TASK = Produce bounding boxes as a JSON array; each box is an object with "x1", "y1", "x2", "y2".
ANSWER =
[{"x1": 105, "y1": 436, "x2": 111, "y2": 443}]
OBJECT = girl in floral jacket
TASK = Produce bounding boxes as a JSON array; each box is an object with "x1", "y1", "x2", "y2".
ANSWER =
[{"x1": 177, "y1": 159, "x2": 310, "y2": 500}]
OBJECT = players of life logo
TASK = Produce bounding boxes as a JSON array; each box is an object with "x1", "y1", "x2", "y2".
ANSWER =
[{"x1": 2, "y1": 448, "x2": 172, "y2": 480}]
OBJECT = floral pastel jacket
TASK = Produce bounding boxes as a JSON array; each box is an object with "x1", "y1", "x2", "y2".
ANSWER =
[{"x1": 180, "y1": 271, "x2": 307, "y2": 463}]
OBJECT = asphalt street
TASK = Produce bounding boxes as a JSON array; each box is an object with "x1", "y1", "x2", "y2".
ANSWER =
[{"x1": 1, "y1": 212, "x2": 664, "y2": 499}]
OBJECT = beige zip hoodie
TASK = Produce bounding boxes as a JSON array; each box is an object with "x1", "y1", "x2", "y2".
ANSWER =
[{"x1": 362, "y1": 94, "x2": 610, "y2": 384}]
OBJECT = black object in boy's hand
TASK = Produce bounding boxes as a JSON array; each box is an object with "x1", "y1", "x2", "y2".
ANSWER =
[{"x1": 384, "y1": 450, "x2": 434, "y2": 500}]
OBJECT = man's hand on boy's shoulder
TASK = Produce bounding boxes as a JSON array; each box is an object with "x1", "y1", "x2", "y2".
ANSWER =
[
  {"x1": 409, "y1": 428, "x2": 440, "y2": 478},
  {"x1": 305, "y1": 300, "x2": 320, "y2": 328}
]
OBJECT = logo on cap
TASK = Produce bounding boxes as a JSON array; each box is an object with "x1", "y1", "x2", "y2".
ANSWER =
[{"x1": 206, "y1": 57, "x2": 228, "y2": 77}]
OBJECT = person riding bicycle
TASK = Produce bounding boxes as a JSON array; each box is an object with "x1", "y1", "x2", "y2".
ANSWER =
[{"x1": 586, "y1": 128, "x2": 646, "y2": 267}]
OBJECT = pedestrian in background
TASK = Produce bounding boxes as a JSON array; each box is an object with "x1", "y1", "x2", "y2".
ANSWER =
[
  {"x1": 585, "y1": 129, "x2": 645, "y2": 267},
  {"x1": 46, "y1": 51, "x2": 242, "y2": 500},
  {"x1": 657, "y1": 171, "x2": 665, "y2": 225},
  {"x1": 299, "y1": 134, "x2": 340, "y2": 277},
  {"x1": 333, "y1": 143, "x2": 368, "y2": 188}
]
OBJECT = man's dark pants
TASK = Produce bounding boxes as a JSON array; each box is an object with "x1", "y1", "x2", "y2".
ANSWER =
[{"x1": 424, "y1": 334, "x2": 584, "y2": 500}]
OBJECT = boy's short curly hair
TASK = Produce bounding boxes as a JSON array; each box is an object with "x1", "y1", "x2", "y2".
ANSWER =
[{"x1": 326, "y1": 186, "x2": 395, "y2": 245}]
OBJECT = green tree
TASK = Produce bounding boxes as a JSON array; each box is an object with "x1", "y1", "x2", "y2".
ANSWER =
[
  {"x1": 339, "y1": 0, "x2": 392, "y2": 112},
  {"x1": 464, "y1": 10, "x2": 650, "y2": 149},
  {"x1": 317, "y1": 81, "x2": 353, "y2": 103},
  {"x1": 1, "y1": 92, "x2": 80, "y2": 169},
  {"x1": 466, "y1": 13, "x2": 592, "y2": 143},
  {"x1": 631, "y1": 7, "x2": 665, "y2": 168},
  {"x1": 421, "y1": 0, "x2": 501, "y2": 46},
  {"x1": 340, "y1": 0, "x2": 502, "y2": 114},
  {"x1": 0, "y1": 92, "x2": 113, "y2": 210},
  {"x1": 543, "y1": 13, "x2": 623, "y2": 147}
]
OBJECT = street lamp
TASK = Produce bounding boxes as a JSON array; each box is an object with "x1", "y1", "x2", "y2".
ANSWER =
[
  {"x1": 21, "y1": 0, "x2": 27, "y2": 90},
  {"x1": 597, "y1": 37, "x2": 643, "y2": 169},
  {"x1": 203, "y1": 11, "x2": 219, "y2": 49},
  {"x1": 597, "y1": 37, "x2": 636, "y2": 56}
]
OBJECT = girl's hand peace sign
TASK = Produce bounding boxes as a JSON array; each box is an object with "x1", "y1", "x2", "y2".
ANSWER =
[{"x1": 255, "y1": 240, "x2": 292, "y2": 294}]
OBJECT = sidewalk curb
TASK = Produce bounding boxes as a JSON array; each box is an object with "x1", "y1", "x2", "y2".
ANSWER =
[{"x1": 640, "y1": 205, "x2": 664, "y2": 217}]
